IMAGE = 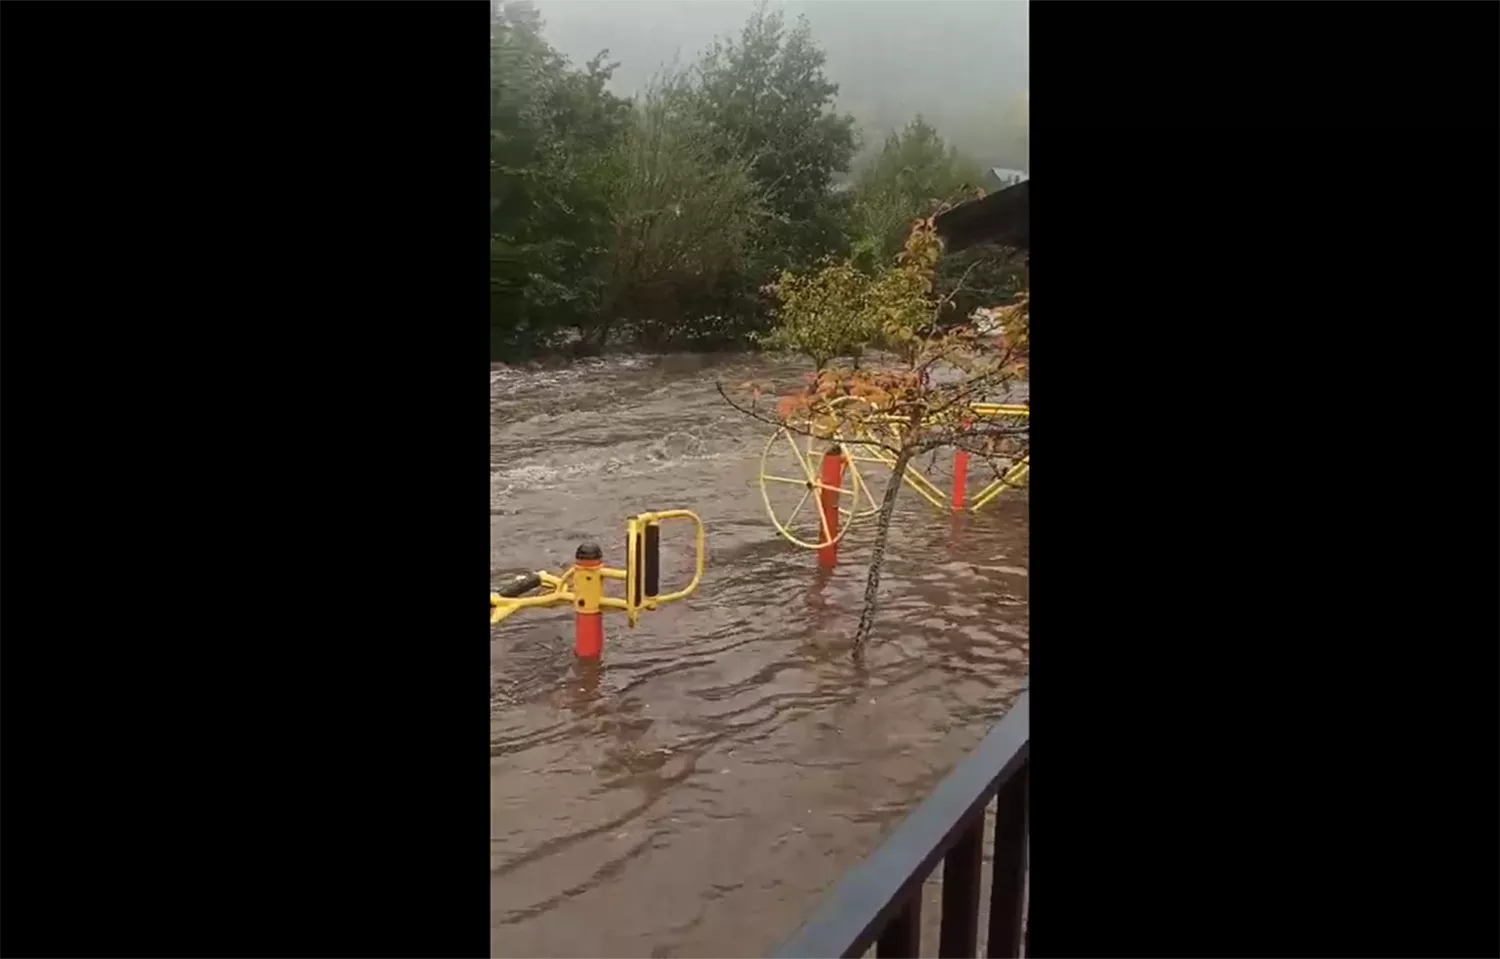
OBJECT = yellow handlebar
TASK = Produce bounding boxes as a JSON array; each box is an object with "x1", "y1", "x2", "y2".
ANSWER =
[{"x1": 634, "y1": 509, "x2": 706, "y2": 606}]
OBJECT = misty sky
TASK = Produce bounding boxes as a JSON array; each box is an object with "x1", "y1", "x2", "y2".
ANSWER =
[{"x1": 531, "y1": 0, "x2": 1029, "y2": 169}]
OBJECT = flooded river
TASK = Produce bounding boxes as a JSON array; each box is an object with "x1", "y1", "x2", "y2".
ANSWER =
[{"x1": 490, "y1": 353, "x2": 1028, "y2": 958}]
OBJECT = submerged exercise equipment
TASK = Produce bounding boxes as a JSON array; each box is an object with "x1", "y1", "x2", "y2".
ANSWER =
[
  {"x1": 758, "y1": 400, "x2": 1029, "y2": 558},
  {"x1": 490, "y1": 509, "x2": 705, "y2": 659}
]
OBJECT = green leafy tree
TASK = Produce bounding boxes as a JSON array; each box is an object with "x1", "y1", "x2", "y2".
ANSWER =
[
  {"x1": 850, "y1": 116, "x2": 986, "y2": 268},
  {"x1": 849, "y1": 116, "x2": 1025, "y2": 328},
  {"x1": 490, "y1": 1, "x2": 629, "y2": 358},
  {"x1": 599, "y1": 77, "x2": 769, "y2": 350},
  {"x1": 689, "y1": 3, "x2": 858, "y2": 282},
  {"x1": 727, "y1": 218, "x2": 1030, "y2": 659},
  {"x1": 760, "y1": 260, "x2": 879, "y2": 370}
]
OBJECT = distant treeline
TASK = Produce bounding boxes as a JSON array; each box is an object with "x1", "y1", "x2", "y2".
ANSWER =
[{"x1": 490, "y1": 0, "x2": 1024, "y2": 360}]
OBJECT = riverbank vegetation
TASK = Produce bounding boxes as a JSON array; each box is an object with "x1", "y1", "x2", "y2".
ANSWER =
[{"x1": 490, "y1": 0, "x2": 1026, "y2": 360}]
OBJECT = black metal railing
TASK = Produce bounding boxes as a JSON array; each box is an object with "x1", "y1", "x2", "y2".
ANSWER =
[{"x1": 774, "y1": 691, "x2": 1029, "y2": 959}]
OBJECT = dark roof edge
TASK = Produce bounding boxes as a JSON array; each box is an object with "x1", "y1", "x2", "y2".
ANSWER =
[{"x1": 933, "y1": 178, "x2": 1029, "y2": 253}]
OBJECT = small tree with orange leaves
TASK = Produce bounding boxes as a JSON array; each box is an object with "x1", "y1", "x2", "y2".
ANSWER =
[{"x1": 722, "y1": 216, "x2": 1029, "y2": 658}]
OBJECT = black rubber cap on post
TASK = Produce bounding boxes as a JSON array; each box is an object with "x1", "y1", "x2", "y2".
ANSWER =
[{"x1": 575, "y1": 542, "x2": 603, "y2": 562}]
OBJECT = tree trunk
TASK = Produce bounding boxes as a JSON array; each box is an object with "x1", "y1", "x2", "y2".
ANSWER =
[{"x1": 852, "y1": 445, "x2": 914, "y2": 661}]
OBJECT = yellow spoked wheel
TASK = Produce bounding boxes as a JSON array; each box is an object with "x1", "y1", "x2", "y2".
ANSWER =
[
  {"x1": 758, "y1": 424, "x2": 867, "y2": 550},
  {"x1": 813, "y1": 396, "x2": 887, "y2": 520}
]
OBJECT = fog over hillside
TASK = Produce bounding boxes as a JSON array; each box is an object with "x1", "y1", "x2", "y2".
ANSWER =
[{"x1": 531, "y1": 0, "x2": 1029, "y2": 172}]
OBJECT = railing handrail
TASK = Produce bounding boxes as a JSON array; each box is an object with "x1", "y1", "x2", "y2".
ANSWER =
[{"x1": 774, "y1": 690, "x2": 1030, "y2": 959}]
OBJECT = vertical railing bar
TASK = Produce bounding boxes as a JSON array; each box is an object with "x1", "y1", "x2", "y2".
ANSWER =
[
  {"x1": 985, "y1": 760, "x2": 1028, "y2": 959},
  {"x1": 876, "y1": 890, "x2": 923, "y2": 958},
  {"x1": 1020, "y1": 832, "x2": 1029, "y2": 958},
  {"x1": 938, "y1": 810, "x2": 985, "y2": 957}
]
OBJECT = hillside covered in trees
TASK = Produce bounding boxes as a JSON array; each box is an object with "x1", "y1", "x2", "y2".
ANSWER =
[{"x1": 490, "y1": 0, "x2": 1027, "y2": 359}]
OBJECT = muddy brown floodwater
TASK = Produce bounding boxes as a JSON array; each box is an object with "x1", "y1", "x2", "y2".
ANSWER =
[{"x1": 491, "y1": 353, "x2": 1028, "y2": 958}]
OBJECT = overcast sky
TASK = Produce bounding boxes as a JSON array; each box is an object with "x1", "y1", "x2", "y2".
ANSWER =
[{"x1": 531, "y1": 1, "x2": 1029, "y2": 167}]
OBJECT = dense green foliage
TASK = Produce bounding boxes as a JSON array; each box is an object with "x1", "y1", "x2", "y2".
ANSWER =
[
  {"x1": 601, "y1": 77, "x2": 768, "y2": 350},
  {"x1": 692, "y1": 8, "x2": 858, "y2": 276},
  {"x1": 850, "y1": 117, "x2": 986, "y2": 269},
  {"x1": 490, "y1": 2, "x2": 628, "y2": 356},
  {"x1": 760, "y1": 260, "x2": 878, "y2": 371},
  {"x1": 846, "y1": 118, "x2": 1025, "y2": 330},
  {"x1": 489, "y1": 0, "x2": 1023, "y2": 361}
]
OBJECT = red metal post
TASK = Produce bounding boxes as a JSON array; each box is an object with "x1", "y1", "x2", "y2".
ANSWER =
[
  {"x1": 952, "y1": 414, "x2": 973, "y2": 511},
  {"x1": 952, "y1": 449, "x2": 970, "y2": 511},
  {"x1": 818, "y1": 446, "x2": 844, "y2": 569},
  {"x1": 573, "y1": 542, "x2": 604, "y2": 659}
]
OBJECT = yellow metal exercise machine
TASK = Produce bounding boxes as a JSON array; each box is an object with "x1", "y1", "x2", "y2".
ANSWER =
[
  {"x1": 758, "y1": 400, "x2": 1029, "y2": 553},
  {"x1": 490, "y1": 509, "x2": 705, "y2": 658}
]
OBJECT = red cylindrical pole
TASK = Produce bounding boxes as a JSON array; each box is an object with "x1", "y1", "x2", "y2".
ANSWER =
[
  {"x1": 952, "y1": 449, "x2": 970, "y2": 511},
  {"x1": 818, "y1": 446, "x2": 844, "y2": 569},
  {"x1": 952, "y1": 415, "x2": 973, "y2": 511},
  {"x1": 573, "y1": 542, "x2": 604, "y2": 659},
  {"x1": 574, "y1": 598, "x2": 603, "y2": 658}
]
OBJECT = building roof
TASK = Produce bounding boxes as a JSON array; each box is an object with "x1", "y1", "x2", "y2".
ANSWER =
[{"x1": 934, "y1": 177, "x2": 1028, "y2": 253}]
